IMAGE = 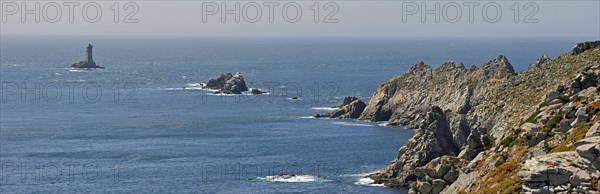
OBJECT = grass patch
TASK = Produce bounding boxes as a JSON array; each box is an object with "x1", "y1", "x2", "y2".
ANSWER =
[
  {"x1": 542, "y1": 114, "x2": 563, "y2": 133},
  {"x1": 474, "y1": 146, "x2": 527, "y2": 194},
  {"x1": 486, "y1": 137, "x2": 496, "y2": 150},
  {"x1": 509, "y1": 137, "x2": 524, "y2": 148},
  {"x1": 501, "y1": 135, "x2": 516, "y2": 147},
  {"x1": 588, "y1": 101, "x2": 600, "y2": 116},
  {"x1": 525, "y1": 132, "x2": 536, "y2": 140},
  {"x1": 500, "y1": 134, "x2": 523, "y2": 148},
  {"x1": 538, "y1": 101, "x2": 549, "y2": 109},
  {"x1": 551, "y1": 124, "x2": 592, "y2": 153},
  {"x1": 521, "y1": 109, "x2": 541, "y2": 125}
]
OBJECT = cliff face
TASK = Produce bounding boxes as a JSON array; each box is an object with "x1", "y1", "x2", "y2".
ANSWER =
[{"x1": 363, "y1": 41, "x2": 600, "y2": 193}]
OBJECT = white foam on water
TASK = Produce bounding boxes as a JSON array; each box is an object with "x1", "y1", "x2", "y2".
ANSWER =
[
  {"x1": 342, "y1": 170, "x2": 382, "y2": 177},
  {"x1": 184, "y1": 83, "x2": 203, "y2": 87},
  {"x1": 255, "y1": 175, "x2": 329, "y2": 183},
  {"x1": 68, "y1": 68, "x2": 103, "y2": 72},
  {"x1": 377, "y1": 122, "x2": 389, "y2": 127},
  {"x1": 354, "y1": 177, "x2": 384, "y2": 187},
  {"x1": 332, "y1": 122, "x2": 372, "y2": 127},
  {"x1": 299, "y1": 116, "x2": 314, "y2": 119},
  {"x1": 311, "y1": 107, "x2": 338, "y2": 111}
]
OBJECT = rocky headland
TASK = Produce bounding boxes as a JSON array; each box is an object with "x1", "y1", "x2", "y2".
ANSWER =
[{"x1": 318, "y1": 41, "x2": 600, "y2": 193}]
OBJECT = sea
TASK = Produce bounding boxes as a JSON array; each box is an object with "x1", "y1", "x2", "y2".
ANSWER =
[{"x1": 0, "y1": 36, "x2": 594, "y2": 193}]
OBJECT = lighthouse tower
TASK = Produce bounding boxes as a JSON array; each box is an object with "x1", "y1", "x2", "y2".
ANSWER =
[
  {"x1": 85, "y1": 43, "x2": 94, "y2": 63},
  {"x1": 71, "y1": 43, "x2": 103, "y2": 69}
]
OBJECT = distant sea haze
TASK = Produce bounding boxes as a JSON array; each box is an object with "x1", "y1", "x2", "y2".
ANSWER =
[{"x1": 0, "y1": 36, "x2": 593, "y2": 193}]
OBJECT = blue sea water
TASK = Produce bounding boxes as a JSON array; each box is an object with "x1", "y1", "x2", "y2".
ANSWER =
[{"x1": 0, "y1": 36, "x2": 593, "y2": 193}]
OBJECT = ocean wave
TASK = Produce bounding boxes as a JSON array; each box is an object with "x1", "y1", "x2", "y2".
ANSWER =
[
  {"x1": 332, "y1": 122, "x2": 373, "y2": 127},
  {"x1": 178, "y1": 84, "x2": 270, "y2": 95},
  {"x1": 68, "y1": 68, "x2": 103, "y2": 72},
  {"x1": 343, "y1": 170, "x2": 382, "y2": 177},
  {"x1": 255, "y1": 174, "x2": 330, "y2": 183},
  {"x1": 377, "y1": 122, "x2": 389, "y2": 127},
  {"x1": 184, "y1": 83, "x2": 204, "y2": 87},
  {"x1": 65, "y1": 79, "x2": 86, "y2": 83},
  {"x1": 311, "y1": 107, "x2": 338, "y2": 111},
  {"x1": 299, "y1": 116, "x2": 314, "y2": 119},
  {"x1": 354, "y1": 177, "x2": 384, "y2": 187}
]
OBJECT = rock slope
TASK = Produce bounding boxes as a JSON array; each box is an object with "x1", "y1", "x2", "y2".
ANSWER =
[{"x1": 360, "y1": 41, "x2": 600, "y2": 193}]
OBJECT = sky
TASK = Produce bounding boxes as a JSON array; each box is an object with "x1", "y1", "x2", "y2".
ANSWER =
[{"x1": 0, "y1": 0, "x2": 599, "y2": 37}]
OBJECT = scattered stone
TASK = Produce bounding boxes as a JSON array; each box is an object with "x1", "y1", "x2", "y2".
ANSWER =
[
  {"x1": 521, "y1": 122, "x2": 540, "y2": 132},
  {"x1": 571, "y1": 115, "x2": 589, "y2": 127},
  {"x1": 585, "y1": 123, "x2": 600, "y2": 138},
  {"x1": 417, "y1": 181, "x2": 433, "y2": 194},
  {"x1": 545, "y1": 91, "x2": 561, "y2": 103}
]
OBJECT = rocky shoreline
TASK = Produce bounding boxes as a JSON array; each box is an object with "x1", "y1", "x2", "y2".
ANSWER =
[{"x1": 317, "y1": 40, "x2": 600, "y2": 193}]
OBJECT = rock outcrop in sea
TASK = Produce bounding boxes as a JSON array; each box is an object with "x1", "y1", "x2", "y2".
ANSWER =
[
  {"x1": 202, "y1": 72, "x2": 264, "y2": 94},
  {"x1": 355, "y1": 40, "x2": 600, "y2": 193},
  {"x1": 71, "y1": 44, "x2": 104, "y2": 69},
  {"x1": 315, "y1": 96, "x2": 366, "y2": 119}
]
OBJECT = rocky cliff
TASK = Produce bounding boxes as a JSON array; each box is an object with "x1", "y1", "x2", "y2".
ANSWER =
[{"x1": 361, "y1": 41, "x2": 600, "y2": 193}]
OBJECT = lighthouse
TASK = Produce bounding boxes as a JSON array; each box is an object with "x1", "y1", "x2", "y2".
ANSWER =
[
  {"x1": 85, "y1": 43, "x2": 94, "y2": 63},
  {"x1": 70, "y1": 44, "x2": 103, "y2": 69}
]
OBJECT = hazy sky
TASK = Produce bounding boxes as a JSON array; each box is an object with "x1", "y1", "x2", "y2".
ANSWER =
[{"x1": 1, "y1": 1, "x2": 599, "y2": 37}]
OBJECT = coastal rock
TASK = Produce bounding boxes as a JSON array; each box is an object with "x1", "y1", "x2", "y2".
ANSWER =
[
  {"x1": 414, "y1": 156, "x2": 462, "y2": 179},
  {"x1": 360, "y1": 41, "x2": 600, "y2": 192},
  {"x1": 528, "y1": 54, "x2": 551, "y2": 70},
  {"x1": 410, "y1": 156, "x2": 465, "y2": 193},
  {"x1": 204, "y1": 72, "x2": 249, "y2": 94},
  {"x1": 315, "y1": 96, "x2": 366, "y2": 119},
  {"x1": 369, "y1": 106, "x2": 460, "y2": 187},
  {"x1": 569, "y1": 40, "x2": 600, "y2": 55},
  {"x1": 250, "y1": 88, "x2": 266, "y2": 94},
  {"x1": 519, "y1": 150, "x2": 600, "y2": 193},
  {"x1": 359, "y1": 56, "x2": 515, "y2": 127}
]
